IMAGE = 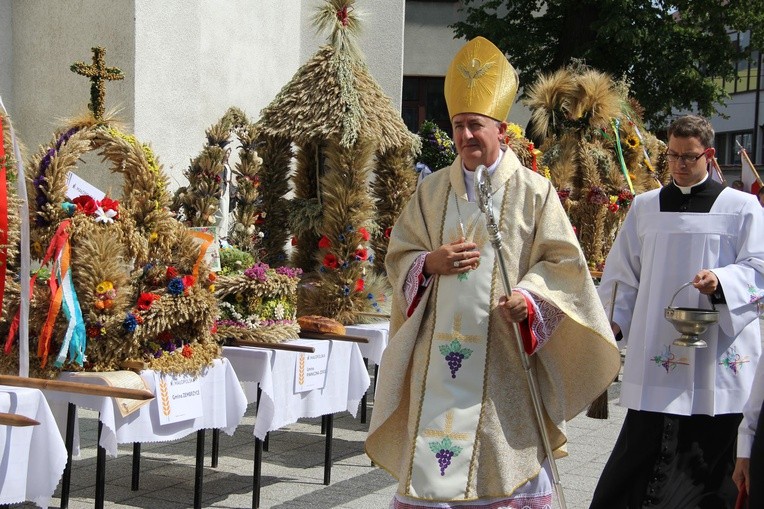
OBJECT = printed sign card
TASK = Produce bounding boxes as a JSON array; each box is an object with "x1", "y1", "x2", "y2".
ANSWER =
[
  {"x1": 153, "y1": 372, "x2": 204, "y2": 425},
  {"x1": 66, "y1": 172, "x2": 105, "y2": 201},
  {"x1": 294, "y1": 341, "x2": 330, "y2": 393}
]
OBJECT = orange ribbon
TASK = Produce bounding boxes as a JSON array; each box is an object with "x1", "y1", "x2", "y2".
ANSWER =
[{"x1": 4, "y1": 221, "x2": 71, "y2": 362}]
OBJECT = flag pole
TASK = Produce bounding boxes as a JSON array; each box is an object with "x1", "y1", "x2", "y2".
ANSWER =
[
  {"x1": 737, "y1": 140, "x2": 763, "y2": 186},
  {"x1": 711, "y1": 157, "x2": 726, "y2": 184}
]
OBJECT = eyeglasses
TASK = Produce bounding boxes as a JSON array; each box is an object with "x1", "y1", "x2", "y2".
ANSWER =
[{"x1": 666, "y1": 150, "x2": 708, "y2": 164}]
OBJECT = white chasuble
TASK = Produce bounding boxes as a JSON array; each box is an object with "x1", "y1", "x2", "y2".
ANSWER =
[
  {"x1": 599, "y1": 188, "x2": 764, "y2": 416},
  {"x1": 406, "y1": 185, "x2": 503, "y2": 500}
]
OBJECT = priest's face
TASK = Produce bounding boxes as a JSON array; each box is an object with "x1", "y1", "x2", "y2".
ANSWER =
[
  {"x1": 452, "y1": 113, "x2": 507, "y2": 171},
  {"x1": 667, "y1": 135, "x2": 715, "y2": 187}
]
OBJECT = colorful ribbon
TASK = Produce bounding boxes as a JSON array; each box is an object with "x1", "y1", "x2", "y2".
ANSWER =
[
  {"x1": 54, "y1": 239, "x2": 86, "y2": 368},
  {"x1": 611, "y1": 118, "x2": 635, "y2": 194}
]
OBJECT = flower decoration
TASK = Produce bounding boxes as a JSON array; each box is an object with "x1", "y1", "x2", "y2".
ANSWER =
[
  {"x1": 416, "y1": 120, "x2": 456, "y2": 172},
  {"x1": 625, "y1": 134, "x2": 640, "y2": 149},
  {"x1": 167, "y1": 277, "x2": 185, "y2": 296},
  {"x1": 123, "y1": 312, "x2": 139, "y2": 333},
  {"x1": 384, "y1": 227, "x2": 392, "y2": 239},
  {"x1": 355, "y1": 279, "x2": 364, "y2": 292},
  {"x1": 181, "y1": 344, "x2": 193, "y2": 358},
  {"x1": 323, "y1": 253, "x2": 339, "y2": 269},
  {"x1": 165, "y1": 266, "x2": 178, "y2": 280},
  {"x1": 73, "y1": 195, "x2": 97, "y2": 215},
  {"x1": 358, "y1": 227, "x2": 370, "y2": 242},
  {"x1": 244, "y1": 262, "x2": 270, "y2": 282},
  {"x1": 587, "y1": 186, "x2": 609, "y2": 205},
  {"x1": 137, "y1": 292, "x2": 161, "y2": 311},
  {"x1": 557, "y1": 189, "x2": 571, "y2": 202},
  {"x1": 318, "y1": 235, "x2": 332, "y2": 249},
  {"x1": 355, "y1": 247, "x2": 368, "y2": 261}
]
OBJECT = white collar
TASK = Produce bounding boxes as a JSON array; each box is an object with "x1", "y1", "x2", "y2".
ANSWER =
[
  {"x1": 463, "y1": 150, "x2": 504, "y2": 202},
  {"x1": 672, "y1": 172, "x2": 709, "y2": 195}
]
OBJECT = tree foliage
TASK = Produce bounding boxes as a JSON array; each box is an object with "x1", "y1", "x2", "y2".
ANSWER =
[{"x1": 452, "y1": 0, "x2": 764, "y2": 127}]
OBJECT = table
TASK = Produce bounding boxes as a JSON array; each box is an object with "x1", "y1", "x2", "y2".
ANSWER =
[
  {"x1": 45, "y1": 358, "x2": 247, "y2": 509},
  {"x1": 345, "y1": 321, "x2": 389, "y2": 421},
  {"x1": 0, "y1": 386, "x2": 67, "y2": 508},
  {"x1": 222, "y1": 339, "x2": 370, "y2": 507},
  {"x1": 346, "y1": 321, "x2": 389, "y2": 367}
]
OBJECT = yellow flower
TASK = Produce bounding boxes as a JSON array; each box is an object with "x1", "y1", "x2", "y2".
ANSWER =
[
  {"x1": 209, "y1": 284, "x2": 216, "y2": 293},
  {"x1": 625, "y1": 135, "x2": 640, "y2": 149},
  {"x1": 610, "y1": 195, "x2": 618, "y2": 204},
  {"x1": 149, "y1": 232, "x2": 158, "y2": 242},
  {"x1": 506, "y1": 123, "x2": 524, "y2": 139},
  {"x1": 96, "y1": 281, "x2": 114, "y2": 294}
]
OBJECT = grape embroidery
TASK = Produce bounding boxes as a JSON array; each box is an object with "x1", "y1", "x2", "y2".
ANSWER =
[
  {"x1": 439, "y1": 340, "x2": 473, "y2": 378},
  {"x1": 429, "y1": 437, "x2": 462, "y2": 476}
]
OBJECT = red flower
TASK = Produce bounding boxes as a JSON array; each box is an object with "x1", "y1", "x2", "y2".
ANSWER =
[
  {"x1": 255, "y1": 214, "x2": 265, "y2": 225},
  {"x1": 182, "y1": 344, "x2": 193, "y2": 358},
  {"x1": 207, "y1": 272, "x2": 217, "y2": 282},
  {"x1": 323, "y1": 253, "x2": 339, "y2": 269},
  {"x1": 72, "y1": 195, "x2": 97, "y2": 215},
  {"x1": 318, "y1": 235, "x2": 331, "y2": 249},
  {"x1": 166, "y1": 266, "x2": 178, "y2": 280},
  {"x1": 137, "y1": 292, "x2": 160, "y2": 311},
  {"x1": 355, "y1": 248, "x2": 368, "y2": 261},
  {"x1": 358, "y1": 227, "x2": 371, "y2": 241},
  {"x1": 98, "y1": 197, "x2": 120, "y2": 217},
  {"x1": 182, "y1": 275, "x2": 196, "y2": 289},
  {"x1": 384, "y1": 227, "x2": 392, "y2": 239},
  {"x1": 158, "y1": 330, "x2": 173, "y2": 342},
  {"x1": 354, "y1": 279, "x2": 364, "y2": 292},
  {"x1": 291, "y1": 236, "x2": 298, "y2": 246},
  {"x1": 608, "y1": 203, "x2": 620, "y2": 213}
]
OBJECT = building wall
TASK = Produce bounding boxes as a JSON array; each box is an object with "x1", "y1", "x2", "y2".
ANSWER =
[
  {"x1": 402, "y1": 0, "x2": 531, "y2": 129},
  {"x1": 0, "y1": 0, "x2": 13, "y2": 110},
  {"x1": 1, "y1": 0, "x2": 405, "y2": 191},
  {"x1": 299, "y1": 0, "x2": 405, "y2": 108}
]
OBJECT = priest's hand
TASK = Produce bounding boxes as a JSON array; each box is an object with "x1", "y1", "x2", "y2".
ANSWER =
[
  {"x1": 424, "y1": 238, "x2": 480, "y2": 276},
  {"x1": 692, "y1": 269, "x2": 719, "y2": 295},
  {"x1": 732, "y1": 457, "x2": 750, "y2": 497},
  {"x1": 498, "y1": 292, "x2": 528, "y2": 323}
]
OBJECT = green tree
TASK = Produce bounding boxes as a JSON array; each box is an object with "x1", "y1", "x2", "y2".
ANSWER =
[{"x1": 452, "y1": 0, "x2": 764, "y2": 126}]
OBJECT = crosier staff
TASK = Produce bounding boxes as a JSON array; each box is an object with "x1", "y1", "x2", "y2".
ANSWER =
[{"x1": 475, "y1": 165, "x2": 567, "y2": 509}]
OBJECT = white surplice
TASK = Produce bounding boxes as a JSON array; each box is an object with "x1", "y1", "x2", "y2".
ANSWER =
[{"x1": 598, "y1": 187, "x2": 764, "y2": 416}]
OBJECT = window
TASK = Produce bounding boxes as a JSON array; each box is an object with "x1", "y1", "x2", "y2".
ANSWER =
[
  {"x1": 714, "y1": 131, "x2": 753, "y2": 165},
  {"x1": 715, "y1": 32, "x2": 762, "y2": 95},
  {"x1": 402, "y1": 76, "x2": 451, "y2": 136}
]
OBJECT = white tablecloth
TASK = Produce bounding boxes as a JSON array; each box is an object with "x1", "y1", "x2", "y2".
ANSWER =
[
  {"x1": 345, "y1": 322, "x2": 390, "y2": 367},
  {"x1": 0, "y1": 386, "x2": 67, "y2": 508},
  {"x1": 45, "y1": 358, "x2": 247, "y2": 457},
  {"x1": 222, "y1": 339, "x2": 370, "y2": 439}
]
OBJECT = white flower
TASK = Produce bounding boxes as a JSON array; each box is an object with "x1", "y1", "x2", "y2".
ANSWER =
[
  {"x1": 274, "y1": 303, "x2": 285, "y2": 321},
  {"x1": 94, "y1": 206, "x2": 117, "y2": 224}
]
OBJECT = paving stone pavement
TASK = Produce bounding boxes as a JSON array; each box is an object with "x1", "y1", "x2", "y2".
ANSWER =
[{"x1": 8, "y1": 367, "x2": 628, "y2": 509}]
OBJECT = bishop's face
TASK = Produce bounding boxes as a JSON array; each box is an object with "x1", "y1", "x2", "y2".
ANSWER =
[
  {"x1": 452, "y1": 113, "x2": 506, "y2": 171},
  {"x1": 667, "y1": 135, "x2": 715, "y2": 187}
]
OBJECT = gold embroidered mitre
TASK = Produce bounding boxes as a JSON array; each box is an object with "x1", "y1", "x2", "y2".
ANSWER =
[{"x1": 444, "y1": 36, "x2": 519, "y2": 121}]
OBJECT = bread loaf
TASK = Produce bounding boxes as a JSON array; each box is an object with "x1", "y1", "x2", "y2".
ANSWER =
[{"x1": 297, "y1": 315, "x2": 346, "y2": 335}]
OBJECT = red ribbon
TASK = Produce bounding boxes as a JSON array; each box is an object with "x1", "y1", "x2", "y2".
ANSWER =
[{"x1": 0, "y1": 117, "x2": 8, "y2": 322}]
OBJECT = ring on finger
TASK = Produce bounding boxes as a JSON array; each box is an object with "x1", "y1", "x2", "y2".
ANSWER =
[{"x1": 453, "y1": 260, "x2": 460, "y2": 268}]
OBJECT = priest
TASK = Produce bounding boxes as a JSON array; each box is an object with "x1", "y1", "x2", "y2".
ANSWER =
[
  {"x1": 591, "y1": 114, "x2": 764, "y2": 508},
  {"x1": 365, "y1": 36, "x2": 621, "y2": 508}
]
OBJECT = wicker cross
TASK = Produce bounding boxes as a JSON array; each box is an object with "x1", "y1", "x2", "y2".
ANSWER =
[{"x1": 70, "y1": 47, "x2": 124, "y2": 120}]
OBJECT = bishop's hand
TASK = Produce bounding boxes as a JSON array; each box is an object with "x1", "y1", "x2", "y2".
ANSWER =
[{"x1": 424, "y1": 238, "x2": 480, "y2": 276}]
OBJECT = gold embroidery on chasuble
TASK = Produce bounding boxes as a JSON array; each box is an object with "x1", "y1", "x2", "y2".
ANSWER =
[{"x1": 405, "y1": 185, "x2": 506, "y2": 501}]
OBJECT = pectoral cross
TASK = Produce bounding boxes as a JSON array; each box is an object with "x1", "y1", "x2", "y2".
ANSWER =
[{"x1": 70, "y1": 47, "x2": 124, "y2": 120}]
